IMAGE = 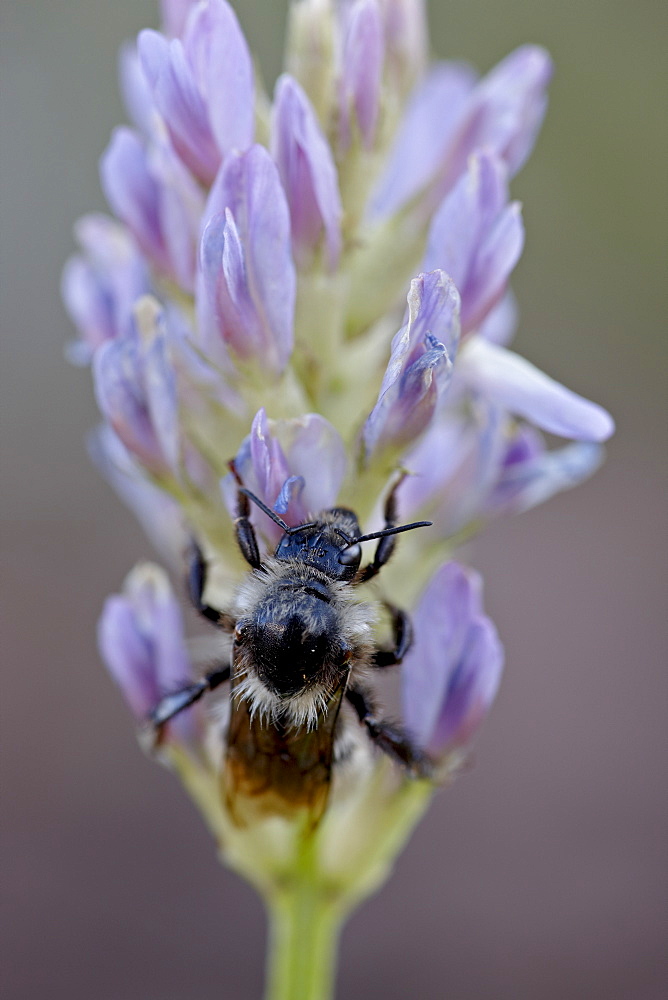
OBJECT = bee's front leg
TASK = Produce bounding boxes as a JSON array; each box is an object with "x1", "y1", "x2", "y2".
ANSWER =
[
  {"x1": 188, "y1": 540, "x2": 236, "y2": 629},
  {"x1": 345, "y1": 684, "x2": 433, "y2": 779},
  {"x1": 371, "y1": 603, "x2": 413, "y2": 667},
  {"x1": 356, "y1": 473, "x2": 407, "y2": 583}
]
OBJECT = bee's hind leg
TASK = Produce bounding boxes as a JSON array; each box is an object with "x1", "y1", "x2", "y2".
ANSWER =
[{"x1": 345, "y1": 684, "x2": 433, "y2": 779}]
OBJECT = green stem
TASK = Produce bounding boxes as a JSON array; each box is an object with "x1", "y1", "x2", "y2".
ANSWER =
[{"x1": 265, "y1": 884, "x2": 343, "y2": 1000}]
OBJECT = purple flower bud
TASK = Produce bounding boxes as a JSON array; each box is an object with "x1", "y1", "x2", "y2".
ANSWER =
[
  {"x1": 438, "y1": 45, "x2": 553, "y2": 197},
  {"x1": 363, "y1": 271, "x2": 459, "y2": 458},
  {"x1": 92, "y1": 320, "x2": 180, "y2": 476},
  {"x1": 138, "y1": 29, "x2": 221, "y2": 185},
  {"x1": 424, "y1": 151, "x2": 524, "y2": 335},
  {"x1": 458, "y1": 337, "x2": 615, "y2": 442},
  {"x1": 402, "y1": 562, "x2": 503, "y2": 756},
  {"x1": 225, "y1": 408, "x2": 348, "y2": 546},
  {"x1": 139, "y1": 1, "x2": 254, "y2": 184},
  {"x1": 99, "y1": 563, "x2": 200, "y2": 746},
  {"x1": 371, "y1": 45, "x2": 551, "y2": 219},
  {"x1": 100, "y1": 128, "x2": 203, "y2": 290},
  {"x1": 339, "y1": 0, "x2": 384, "y2": 150},
  {"x1": 100, "y1": 128, "x2": 168, "y2": 272},
  {"x1": 184, "y1": 0, "x2": 254, "y2": 157},
  {"x1": 271, "y1": 74, "x2": 343, "y2": 271},
  {"x1": 370, "y1": 62, "x2": 476, "y2": 219},
  {"x1": 200, "y1": 146, "x2": 296, "y2": 377},
  {"x1": 61, "y1": 214, "x2": 150, "y2": 364}
]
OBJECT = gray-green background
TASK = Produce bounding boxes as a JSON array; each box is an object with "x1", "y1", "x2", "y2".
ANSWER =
[{"x1": 2, "y1": 1, "x2": 666, "y2": 997}]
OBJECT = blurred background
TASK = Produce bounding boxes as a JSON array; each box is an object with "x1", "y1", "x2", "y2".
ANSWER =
[{"x1": 1, "y1": 1, "x2": 666, "y2": 997}]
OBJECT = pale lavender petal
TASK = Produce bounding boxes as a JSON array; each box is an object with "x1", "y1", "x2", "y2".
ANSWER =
[
  {"x1": 248, "y1": 407, "x2": 292, "y2": 513},
  {"x1": 271, "y1": 74, "x2": 343, "y2": 270},
  {"x1": 143, "y1": 333, "x2": 181, "y2": 473},
  {"x1": 100, "y1": 128, "x2": 169, "y2": 273},
  {"x1": 200, "y1": 209, "x2": 259, "y2": 361},
  {"x1": 459, "y1": 337, "x2": 616, "y2": 441},
  {"x1": 99, "y1": 563, "x2": 199, "y2": 745},
  {"x1": 160, "y1": 0, "x2": 198, "y2": 38},
  {"x1": 487, "y1": 434, "x2": 605, "y2": 516},
  {"x1": 184, "y1": 0, "x2": 254, "y2": 157},
  {"x1": 430, "y1": 616, "x2": 504, "y2": 751},
  {"x1": 100, "y1": 595, "x2": 158, "y2": 718},
  {"x1": 424, "y1": 151, "x2": 524, "y2": 335},
  {"x1": 399, "y1": 413, "x2": 471, "y2": 516},
  {"x1": 147, "y1": 141, "x2": 204, "y2": 291},
  {"x1": 227, "y1": 408, "x2": 347, "y2": 543},
  {"x1": 138, "y1": 29, "x2": 220, "y2": 184},
  {"x1": 272, "y1": 412, "x2": 348, "y2": 516},
  {"x1": 402, "y1": 562, "x2": 482, "y2": 743},
  {"x1": 340, "y1": 0, "x2": 384, "y2": 149},
  {"x1": 382, "y1": 0, "x2": 428, "y2": 90},
  {"x1": 429, "y1": 402, "x2": 508, "y2": 535},
  {"x1": 364, "y1": 271, "x2": 459, "y2": 457},
  {"x1": 367, "y1": 340, "x2": 450, "y2": 454},
  {"x1": 93, "y1": 338, "x2": 167, "y2": 473},
  {"x1": 89, "y1": 425, "x2": 188, "y2": 570},
  {"x1": 478, "y1": 290, "x2": 518, "y2": 346},
  {"x1": 402, "y1": 561, "x2": 503, "y2": 755},
  {"x1": 163, "y1": 300, "x2": 243, "y2": 413},
  {"x1": 405, "y1": 269, "x2": 461, "y2": 356},
  {"x1": 465, "y1": 203, "x2": 523, "y2": 333},
  {"x1": 202, "y1": 147, "x2": 296, "y2": 375},
  {"x1": 118, "y1": 41, "x2": 156, "y2": 138},
  {"x1": 61, "y1": 256, "x2": 116, "y2": 359},
  {"x1": 62, "y1": 215, "x2": 151, "y2": 362},
  {"x1": 369, "y1": 61, "x2": 477, "y2": 219},
  {"x1": 442, "y1": 45, "x2": 553, "y2": 190}
]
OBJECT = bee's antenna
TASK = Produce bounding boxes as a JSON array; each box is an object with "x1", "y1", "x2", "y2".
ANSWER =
[
  {"x1": 345, "y1": 520, "x2": 432, "y2": 549},
  {"x1": 239, "y1": 488, "x2": 291, "y2": 533}
]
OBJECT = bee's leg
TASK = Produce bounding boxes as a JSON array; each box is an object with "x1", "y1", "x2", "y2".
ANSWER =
[
  {"x1": 188, "y1": 541, "x2": 236, "y2": 629},
  {"x1": 345, "y1": 684, "x2": 433, "y2": 778},
  {"x1": 357, "y1": 473, "x2": 407, "y2": 584},
  {"x1": 148, "y1": 664, "x2": 231, "y2": 731},
  {"x1": 371, "y1": 602, "x2": 413, "y2": 667},
  {"x1": 228, "y1": 463, "x2": 263, "y2": 569}
]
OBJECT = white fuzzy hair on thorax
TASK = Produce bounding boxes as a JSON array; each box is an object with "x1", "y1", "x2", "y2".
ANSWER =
[{"x1": 228, "y1": 556, "x2": 377, "y2": 730}]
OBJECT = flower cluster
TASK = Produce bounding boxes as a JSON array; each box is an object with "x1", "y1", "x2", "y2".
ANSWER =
[{"x1": 64, "y1": 0, "x2": 612, "y2": 901}]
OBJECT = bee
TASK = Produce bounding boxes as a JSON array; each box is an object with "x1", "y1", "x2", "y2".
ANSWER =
[{"x1": 149, "y1": 474, "x2": 433, "y2": 824}]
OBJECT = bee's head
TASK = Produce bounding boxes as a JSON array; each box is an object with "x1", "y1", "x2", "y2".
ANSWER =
[{"x1": 237, "y1": 487, "x2": 432, "y2": 583}]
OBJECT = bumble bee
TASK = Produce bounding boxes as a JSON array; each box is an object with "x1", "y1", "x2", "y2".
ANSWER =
[{"x1": 149, "y1": 475, "x2": 433, "y2": 824}]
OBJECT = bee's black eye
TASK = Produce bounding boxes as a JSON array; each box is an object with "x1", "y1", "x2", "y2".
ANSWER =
[{"x1": 338, "y1": 543, "x2": 361, "y2": 566}]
